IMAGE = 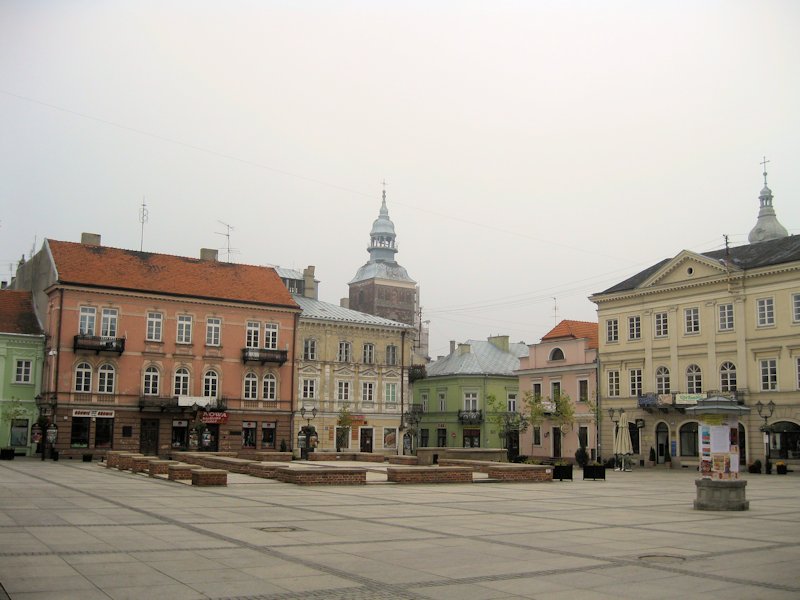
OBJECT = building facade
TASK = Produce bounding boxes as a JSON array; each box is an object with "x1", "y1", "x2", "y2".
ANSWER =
[
  {"x1": 517, "y1": 320, "x2": 599, "y2": 463},
  {"x1": 13, "y1": 235, "x2": 301, "y2": 458},
  {"x1": 413, "y1": 336, "x2": 527, "y2": 455},
  {"x1": 0, "y1": 291, "x2": 45, "y2": 456}
]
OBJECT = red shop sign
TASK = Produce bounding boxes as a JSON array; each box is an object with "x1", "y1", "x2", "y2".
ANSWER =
[{"x1": 201, "y1": 411, "x2": 229, "y2": 424}]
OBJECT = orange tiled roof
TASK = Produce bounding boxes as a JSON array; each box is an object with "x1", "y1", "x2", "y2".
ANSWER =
[
  {"x1": 0, "y1": 290, "x2": 42, "y2": 335},
  {"x1": 47, "y1": 240, "x2": 299, "y2": 309},
  {"x1": 541, "y1": 319, "x2": 598, "y2": 349}
]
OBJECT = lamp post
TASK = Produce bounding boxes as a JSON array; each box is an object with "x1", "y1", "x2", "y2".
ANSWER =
[
  {"x1": 300, "y1": 406, "x2": 317, "y2": 428},
  {"x1": 755, "y1": 400, "x2": 775, "y2": 473},
  {"x1": 608, "y1": 408, "x2": 619, "y2": 469},
  {"x1": 402, "y1": 406, "x2": 422, "y2": 456},
  {"x1": 299, "y1": 406, "x2": 317, "y2": 460}
]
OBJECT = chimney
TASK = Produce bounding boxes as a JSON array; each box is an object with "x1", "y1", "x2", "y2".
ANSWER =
[
  {"x1": 488, "y1": 335, "x2": 510, "y2": 352},
  {"x1": 340, "y1": 297, "x2": 350, "y2": 309},
  {"x1": 200, "y1": 248, "x2": 218, "y2": 261},
  {"x1": 458, "y1": 343, "x2": 471, "y2": 355},
  {"x1": 303, "y1": 265, "x2": 318, "y2": 299},
  {"x1": 81, "y1": 233, "x2": 101, "y2": 246},
  {"x1": 450, "y1": 340, "x2": 456, "y2": 354}
]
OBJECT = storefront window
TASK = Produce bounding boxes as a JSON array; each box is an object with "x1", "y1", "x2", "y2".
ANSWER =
[
  {"x1": 94, "y1": 418, "x2": 113, "y2": 448},
  {"x1": 242, "y1": 421, "x2": 257, "y2": 449},
  {"x1": 261, "y1": 422, "x2": 276, "y2": 449},
  {"x1": 10, "y1": 419, "x2": 29, "y2": 447},
  {"x1": 70, "y1": 417, "x2": 90, "y2": 448}
]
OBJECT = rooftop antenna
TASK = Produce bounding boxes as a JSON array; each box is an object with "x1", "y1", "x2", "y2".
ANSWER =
[
  {"x1": 553, "y1": 297, "x2": 559, "y2": 326},
  {"x1": 215, "y1": 220, "x2": 239, "y2": 262},
  {"x1": 139, "y1": 198, "x2": 148, "y2": 252}
]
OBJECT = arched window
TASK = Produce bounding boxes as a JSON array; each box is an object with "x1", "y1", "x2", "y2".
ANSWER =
[
  {"x1": 769, "y1": 421, "x2": 800, "y2": 460},
  {"x1": 143, "y1": 365, "x2": 160, "y2": 396},
  {"x1": 203, "y1": 370, "x2": 218, "y2": 398},
  {"x1": 75, "y1": 362, "x2": 92, "y2": 392},
  {"x1": 263, "y1": 374, "x2": 277, "y2": 400},
  {"x1": 174, "y1": 367, "x2": 190, "y2": 396},
  {"x1": 679, "y1": 422, "x2": 699, "y2": 457},
  {"x1": 686, "y1": 364, "x2": 702, "y2": 394},
  {"x1": 655, "y1": 367, "x2": 670, "y2": 394},
  {"x1": 720, "y1": 362, "x2": 737, "y2": 392},
  {"x1": 243, "y1": 372, "x2": 258, "y2": 400},
  {"x1": 98, "y1": 364, "x2": 115, "y2": 394},
  {"x1": 549, "y1": 348, "x2": 565, "y2": 361}
]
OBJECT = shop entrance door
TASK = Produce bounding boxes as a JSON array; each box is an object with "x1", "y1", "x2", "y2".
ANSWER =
[
  {"x1": 552, "y1": 427, "x2": 561, "y2": 458},
  {"x1": 140, "y1": 419, "x2": 159, "y2": 455},
  {"x1": 360, "y1": 428, "x2": 373, "y2": 453},
  {"x1": 463, "y1": 428, "x2": 480, "y2": 448}
]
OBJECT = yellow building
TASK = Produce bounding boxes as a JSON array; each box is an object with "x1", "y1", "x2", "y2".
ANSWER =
[{"x1": 590, "y1": 179, "x2": 799, "y2": 470}]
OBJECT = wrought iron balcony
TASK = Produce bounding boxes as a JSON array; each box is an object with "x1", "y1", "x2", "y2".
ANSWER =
[
  {"x1": 74, "y1": 334, "x2": 125, "y2": 355},
  {"x1": 139, "y1": 396, "x2": 180, "y2": 412},
  {"x1": 241, "y1": 347, "x2": 288, "y2": 365},
  {"x1": 408, "y1": 364, "x2": 427, "y2": 383},
  {"x1": 458, "y1": 409, "x2": 483, "y2": 424}
]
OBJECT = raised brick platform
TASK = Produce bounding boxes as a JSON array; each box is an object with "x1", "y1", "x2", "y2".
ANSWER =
[
  {"x1": 387, "y1": 466, "x2": 473, "y2": 484},
  {"x1": 147, "y1": 459, "x2": 179, "y2": 476},
  {"x1": 191, "y1": 468, "x2": 228, "y2": 486},
  {"x1": 438, "y1": 459, "x2": 552, "y2": 482},
  {"x1": 130, "y1": 456, "x2": 153, "y2": 473},
  {"x1": 168, "y1": 464, "x2": 201, "y2": 481},
  {"x1": 105, "y1": 451, "x2": 128, "y2": 469},
  {"x1": 247, "y1": 462, "x2": 286, "y2": 479},
  {"x1": 251, "y1": 452, "x2": 293, "y2": 462},
  {"x1": 275, "y1": 467, "x2": 366, "y2": 485},
  {"x1": 388, "y1": 456, "x2": 419, "y2": 465},
  {"x1": 117, "y1": 453, "x2": 145, "y2": 471},
  {"x1": 307, "y1": 452, "x2": 385, "y2": 463}
]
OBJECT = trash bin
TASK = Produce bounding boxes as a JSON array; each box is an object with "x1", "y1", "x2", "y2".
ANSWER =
[
  {"x1": 82, "y1": 453, "x2": 93, "y2": 462},
  {"x1": 51, "y1": 449, "x2": 59, "y2": 461}
]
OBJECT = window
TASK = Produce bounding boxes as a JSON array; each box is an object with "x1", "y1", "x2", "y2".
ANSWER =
[
  {"x1": 146, "y1": 312, "x2": 163, "y2": 341},
  {"x1": 629, "y1": 369, "x2": 642, "y2": 397},
  {"x1": 95, "y1": 417, "x2": 113, "y2": 448},
  {"x1": 363, "y1": 343, "x2": 375, "y2": 364},
  {"x1": 679, "y1": 422, "x2": 699, "y2": 457},
  {"x1": 177, "y1": 315, "x2": 192, "y2": 344},
  {"x1": 101, "y1": 308, "x2": 118, "y2": 337},
  {"x1": 656, "y1": 367, "x2": 671, "y2": 394},
  {"x1": 75, "y1": 362, "x2": 92, "y2": 392},
  {"x1": 303, "y1": 338, "x2": 316, "y2": 360},
  {"x1": 98, "y1": 364, "x2": 115, "y2": 394},
  {"x1": 263, "y1": 374, "x2": 276, "y2": 400},
  {"x1": 246, "y1": 321, "x2": 260, "y2": 348},
  {"x1": 464, "y1": 391, "x2": 478, "y2": 410},
  {"x1": 607, "y1": 371, "x2": 619, "y2": 397},
  {"x1": 206, "y1": 317, "x2": 221, "y2": 346},
  {"x1": 578, "y1": 379, "x2": 589, "y2": 402},
  {"x1": 794, "y1": 293, "x2": 800, "y2": 323},
  {"x1": 718, "y1": 303, "x2": 734, "y2": 331},
  {"x1": 385, "y1": 382, "x2": 397, "y2": 404},
  {"x1": 174, "y1": 368, "x2": 190, "y2": 396},
  {"x1": 79, "y1": 306, "x2": 96, "y2": 335},
  {"x1": 337, "y1": 341, "x2": 352, "y2": 362},
  {"x1": 549, "y1": 348, "x2": 565, "y2": 361},
  {"x1": 686, "y1": 364, "x2": 702, "y2": 394},
  {"x1": 386, "y1": 345, "x2": 398, "y2": 365},
  {"x1": 302, "y1": 378, "x2": 316, "y2": 400},
  {"x1": 684, "y1": 307, "x2": 700, "y2": 334},
  {"x1": 70, "y1": 417, "x2": 90, "y2": 448},
  {"x1": 438, "y1": 391, "x2": 446, "y2": 411},
  {"x1": 337, "y1": 380, "x2": 350, "y2": 403},
  {"x1": 797, "y1": 357, "x2": 800, "y2": 390},
  {"x1": 420, "y1": 392, "x2": 429, "y2": 413},
  {"x1": 203, "y1": 370, "x2": 219, "y2": 398},
  {"x1": 383, "y1": 427, "x2": 397, "y2": 450},
  {"x1": 655, "y1": 312, "x2": 668, "y2": 337},
  {"x1": 606, "y1": 318, "x2": 619, "y2": 342},
  {"x1": 757, "y1": 297, "x2": 775, "y2": 327},
  {"x1": 578, "y1": 426, "x2": 588, "y2": 448},
  {"x1": 628, "y1": 316, "x2": 641, "y2": 340},
  {"x1": 551, "y1": 381, "x2": 561, "y2": 400},
  {"x1": 533, "y1": 426, "x2": 541, "y2": 446},
  {"x1": 244, "y1": 372, "x2": 258, "y2": 400},
  {"x1": 362, "y1": 381, "x2": 374, "y2": 404},
  {"x1": 143, "y1": 366, "x2": 160, "y2": 396},
  {"x1": 242, "y1": 422, "x2": 257, "y2": 449},
  {"x1": 720, "y1": 362, "x2": 737, "y2": 392},
  {"x1": 262, "y1": 423, "x2": 277, "y2": 448},
  {"x1": 507, "y1": 392, "x2": 517, "y2": 412},
  {"x1": 14, "y1": 359, "x2": 32, "y2": 384},
  {"x1": 760, "y1": 359, "x2": 777, "y2": 391},
  {"x1": 419, "y1": 429, "x2": 429, "y2": 447},
  {"x1": 264, "y1": 323, "x2": 278, "y2": 349},
  {"x1": 532, "y1": 382, "x2": 542, "y2": 399}
]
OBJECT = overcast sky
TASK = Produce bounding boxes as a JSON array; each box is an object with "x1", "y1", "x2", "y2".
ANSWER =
[{"x1": 1, "y1": 1, "x2": 799, "y2": 359}]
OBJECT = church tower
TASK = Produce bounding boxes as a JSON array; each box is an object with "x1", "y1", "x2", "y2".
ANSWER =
[{"x1": 749, "y1": 158, "x2": 789, "y2": 244}]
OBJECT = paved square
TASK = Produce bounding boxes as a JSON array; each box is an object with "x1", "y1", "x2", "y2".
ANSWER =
[{"x1": 1, "y1": 459, "x2": 798, "y2": 599}]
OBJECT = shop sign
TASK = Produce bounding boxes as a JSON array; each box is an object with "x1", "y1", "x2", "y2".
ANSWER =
[
  {"x1": 201, "y1": 411, "x2": 228, "y2": 424},
  {"x1": 172, "y1": 420, "x2": 189, "y2": 427},
  {"x1": 72, "y1": 409, "x2": 115, "y2": 418},
  {"x1": 262, "y1": 422, "x2": 276, "y2": 429},
  {"x1": 674, "y1": 393, "x2": 704, "y2": 406},
  {"x1": 242, "y1": 421, "x2": 257, "y2": 428}
]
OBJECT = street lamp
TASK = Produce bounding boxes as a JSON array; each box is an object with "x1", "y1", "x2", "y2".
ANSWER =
[
  {"x1": 299, "y1": 406, "x2": 317, "y2": 427},
  {"x1": 755, "y1": 400, "x2": 775, "y2": 472},
  {"x1": 298, "y1": 406, "x2": 317, "y2": 460}
]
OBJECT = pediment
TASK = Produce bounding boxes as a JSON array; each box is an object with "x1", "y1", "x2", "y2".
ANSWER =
[
  {"x1": 383, "y1": 369, "x2": 401, "y2": 378},
  {"x1": 360, "y1": 368, "x2": 379, "y2": 378},
  {"x1": 640, "y1": 250, "x2": 739, "y2": 289},
  {"x1": 300, "y1": 365, "x2": 320, "y2": 375},
  {"x1": 333, "y1": 366, "x2": 355, "y2": 377}
]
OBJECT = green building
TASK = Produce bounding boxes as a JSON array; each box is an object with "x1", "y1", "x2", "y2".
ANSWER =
[
  {"x1": 0, "y1": 290, "x2": 45, "y2": 456},
  {"x1": 412, "y1": 335, "x2": 527, "y2": 455}
]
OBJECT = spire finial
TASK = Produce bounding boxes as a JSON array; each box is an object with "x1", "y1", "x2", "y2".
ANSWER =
[
  {"x1": 761, "y1": 156, "x2": 770, "y2": 186},
  {"x1": 381, "y1": 179, "x2": 387, "y2": 203}
]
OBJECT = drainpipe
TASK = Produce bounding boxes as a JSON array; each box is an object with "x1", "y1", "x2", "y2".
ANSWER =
[
  {"x1": 595, "y1": 355, "x2": 601, "y2": 462},
  {"x1": 400, "y1": 330, "x2": 406, "y2": 455},
  {"x1": 290, "y1": 311, "x2": 299, "y2": 452}
]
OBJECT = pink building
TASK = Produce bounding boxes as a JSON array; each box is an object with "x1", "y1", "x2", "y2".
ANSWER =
[{"x1": 517, "y1": 320, "x2": 599, "y2": 463}]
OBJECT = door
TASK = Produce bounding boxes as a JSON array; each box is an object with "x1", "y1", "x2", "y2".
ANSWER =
[
  {"x1": 463, "y1": 428, "x2": 480, "y2": 448},
  {"x1": 360, "y1": 428, "x2": 373, "y2": 453},
  {"x1": 507, "y1": 430, "x2": 519, "y2": 461},
  {"x1": 656, "y1": 422, "x2": 669, "y2": 464},
  {"x1": 552, "y1": 427, "x2": 561, "y2": 458},
  {"x1": 140, "y1": 419, "x2": 159, "y2": 455}
]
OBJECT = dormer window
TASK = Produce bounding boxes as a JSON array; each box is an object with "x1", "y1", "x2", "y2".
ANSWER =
[{"x1": 549, "y1": 348, "x2": 565, "y2": 361}]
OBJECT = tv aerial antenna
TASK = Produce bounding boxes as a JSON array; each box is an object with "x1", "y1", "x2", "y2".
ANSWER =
[
  {"x1": 139, "y1": 198, "x2": 148, "y2": 251},
  {"x1": 215, "y1": 220, "x2": 239, "y2": 262}
]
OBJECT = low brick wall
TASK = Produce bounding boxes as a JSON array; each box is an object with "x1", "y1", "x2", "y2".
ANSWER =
[
  {"x1": 191, "y1": 469, "x2": 228, "y2": 486},
  {"x1": 388, "y1": 456, "x2": 419, "y2": 465},
  {"x1": 168, "y1": 464, "x2": 201, "y2": 481},
  {"x1": 276, "y1": 467, "x2": 366, "y2": 485},
  {"x1": 131, "y1": 456, "x2": 153, "y2": 474},
  {"x1": 416, "y1": 447, "x2": 507, "y2": 466},
  {"x1": 247, "y1": 462, "x2": 286, "y2": 479},
  {"x1": 117, "y1": 453, "x2": 145, "y2": 471},
  {"x1": 148, "y1": 460, "x2": 179, "y2": 476},
  {"x1": 485, "y1": 464, "x2": 552, "y2": 482},
  {"x1": 251, "y1": 452, "x2": 293, "y2": 462},
  {"x1": 307, "y1": 452, "x2": 385, "y2": 463},
  {"x1": 105, "y1": 451, "x2": 128, "y2": 469},
  {"x1": 387, "y1": 466, "x2": 473, "y2": 484}
]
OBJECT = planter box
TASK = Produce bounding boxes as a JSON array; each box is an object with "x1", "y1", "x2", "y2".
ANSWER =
[
  {"x1": 583, "y1": 465, "x2": 606, "y2": 480},
  {"x1": 776, "y1": 465, "x2": 787, "y2": 475},
  {"x1": 82, "y1": 454, "x2": 93, "y2": 462},
  {"x1": 0, "y1": 448, "x2": 15, "y2": 460},
  {"x1": 553, "y1": 464, "x2": 573, "y2": 481}
]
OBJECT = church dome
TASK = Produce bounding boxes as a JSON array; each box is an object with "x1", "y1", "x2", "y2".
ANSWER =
[{"x1": 748, "y1": 164, "x2": 788, "y2": 244}]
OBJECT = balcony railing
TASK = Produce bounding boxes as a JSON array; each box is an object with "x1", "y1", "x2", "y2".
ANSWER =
[
  {"x1": 74, "y1": 334, "x2": 125, "y2": 355},
  {"x1": 458, "y1": 409, "x2": 483, "y2": 425},
  {"x1": 241, "y1": 347, "x2": 288, "y2": 365},
  {"x1": 139, "y1": 396, "x2": 180, "y2": 412}
]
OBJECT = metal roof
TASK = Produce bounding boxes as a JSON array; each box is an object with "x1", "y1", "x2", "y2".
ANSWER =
[
  {"x1": 427, "y1": 339, "x2": 529, "y2": 377},
  {"x1": 293, "y1": 294, "x2": 411, "y2": 329}
]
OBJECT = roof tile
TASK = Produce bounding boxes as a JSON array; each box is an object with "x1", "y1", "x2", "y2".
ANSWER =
[
  {"x1": 0, "y1": 290, "x2": 42, "y2": 335},
  {"x1": 542, "y1": 320, "x2": 598, "y2": 349}
]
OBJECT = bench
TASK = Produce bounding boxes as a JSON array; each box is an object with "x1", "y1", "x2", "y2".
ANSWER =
[
  {"x1": 275, "y1": 467, "x2": 366, "y2": 485},
  {"x1": 130, "y1": 456, "x2": 154, "y2": 473},
  {"x1": 386, "y1": 466, "x2": 473, "y2": 484},
  {"x1": 191, "y1": 468, "x2": 228, "y2": 486},
  {"x1": 168, "y1": 464, "x2": 202, "y2": 481},
  {"x1": 247, "y1": 462, "x2": 287, "y2": 479},
  {"x1": 117, "y1": 453, "x2": 145, "y2": 471},
  {"x1": 147, "y1": 459, "x2": 179, "y2": 476}
]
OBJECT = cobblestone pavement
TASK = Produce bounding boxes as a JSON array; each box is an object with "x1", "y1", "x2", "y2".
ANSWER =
[{"x1": 0, "y1": 459, "x2": 798, "y2": 599}]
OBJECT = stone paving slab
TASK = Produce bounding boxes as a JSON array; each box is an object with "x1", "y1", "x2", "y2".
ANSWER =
[{"x1": 0, "y1": 459, "x2": 798, "y2": 599}]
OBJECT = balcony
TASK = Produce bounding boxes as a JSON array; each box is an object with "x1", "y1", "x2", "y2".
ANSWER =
[
  {"x1": 408, "y1": 364, "x2": 427, "y2": 383},
  {"x1": 139, "y1": 396, "x2": 181, "y2": 412},
  {"x1": 458, "y1": 409, "x2": 483, "y2": 425},
  {"x1": 74, "y1": 335, "x2": 125, "y2": 355},
  {"x1": 241, "y1": 347, "x2": 288, "y2": 365}
]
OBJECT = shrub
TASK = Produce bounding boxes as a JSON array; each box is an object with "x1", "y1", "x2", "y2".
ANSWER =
[
  {"x1": 575, "y1": 446, "x2": 589, "y2": 467},
  {"x1": 747, "y1": 459, "x2": 762, "y2": 473},
  {"x1": 280, "y1": 439, "x2": 288, "y2": 452}
]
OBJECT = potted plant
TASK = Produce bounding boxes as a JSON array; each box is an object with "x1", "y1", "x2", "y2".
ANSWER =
[
  {"x1": 648, "y1": 447, "x2": 656, "y2": 468},
  {"x1": 747, "y1": 459, "x2": 762, "y2": 474},
  {"x1": 575, "y1": 446, "x2": 589, "y2": 468},
  {"x1": 553, "y1": 460, "x2": 573, "y2": 481},
  {"x1": 776, "y1": 460, "x2": 787, "y2": 475},
  {"x1": 583, "y1": 461, "x2": 606, "y2": 480}
]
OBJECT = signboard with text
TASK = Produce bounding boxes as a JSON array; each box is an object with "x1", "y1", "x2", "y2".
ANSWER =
[{"x1": 201, "y1": 411, "x2": 229, "y2": 424}]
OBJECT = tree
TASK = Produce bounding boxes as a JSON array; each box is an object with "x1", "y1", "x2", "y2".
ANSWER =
[
  {"x1": 336, "y1": 403, "x2": 353, "y2": 451},
  {"x1": 486, "y1": 393, "x2": 535, "y2": 460}
]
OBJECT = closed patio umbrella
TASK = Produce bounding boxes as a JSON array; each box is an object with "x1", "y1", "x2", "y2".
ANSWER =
[{"x1": 614, "y1": 411, "x2": 633, "y2": 471}]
